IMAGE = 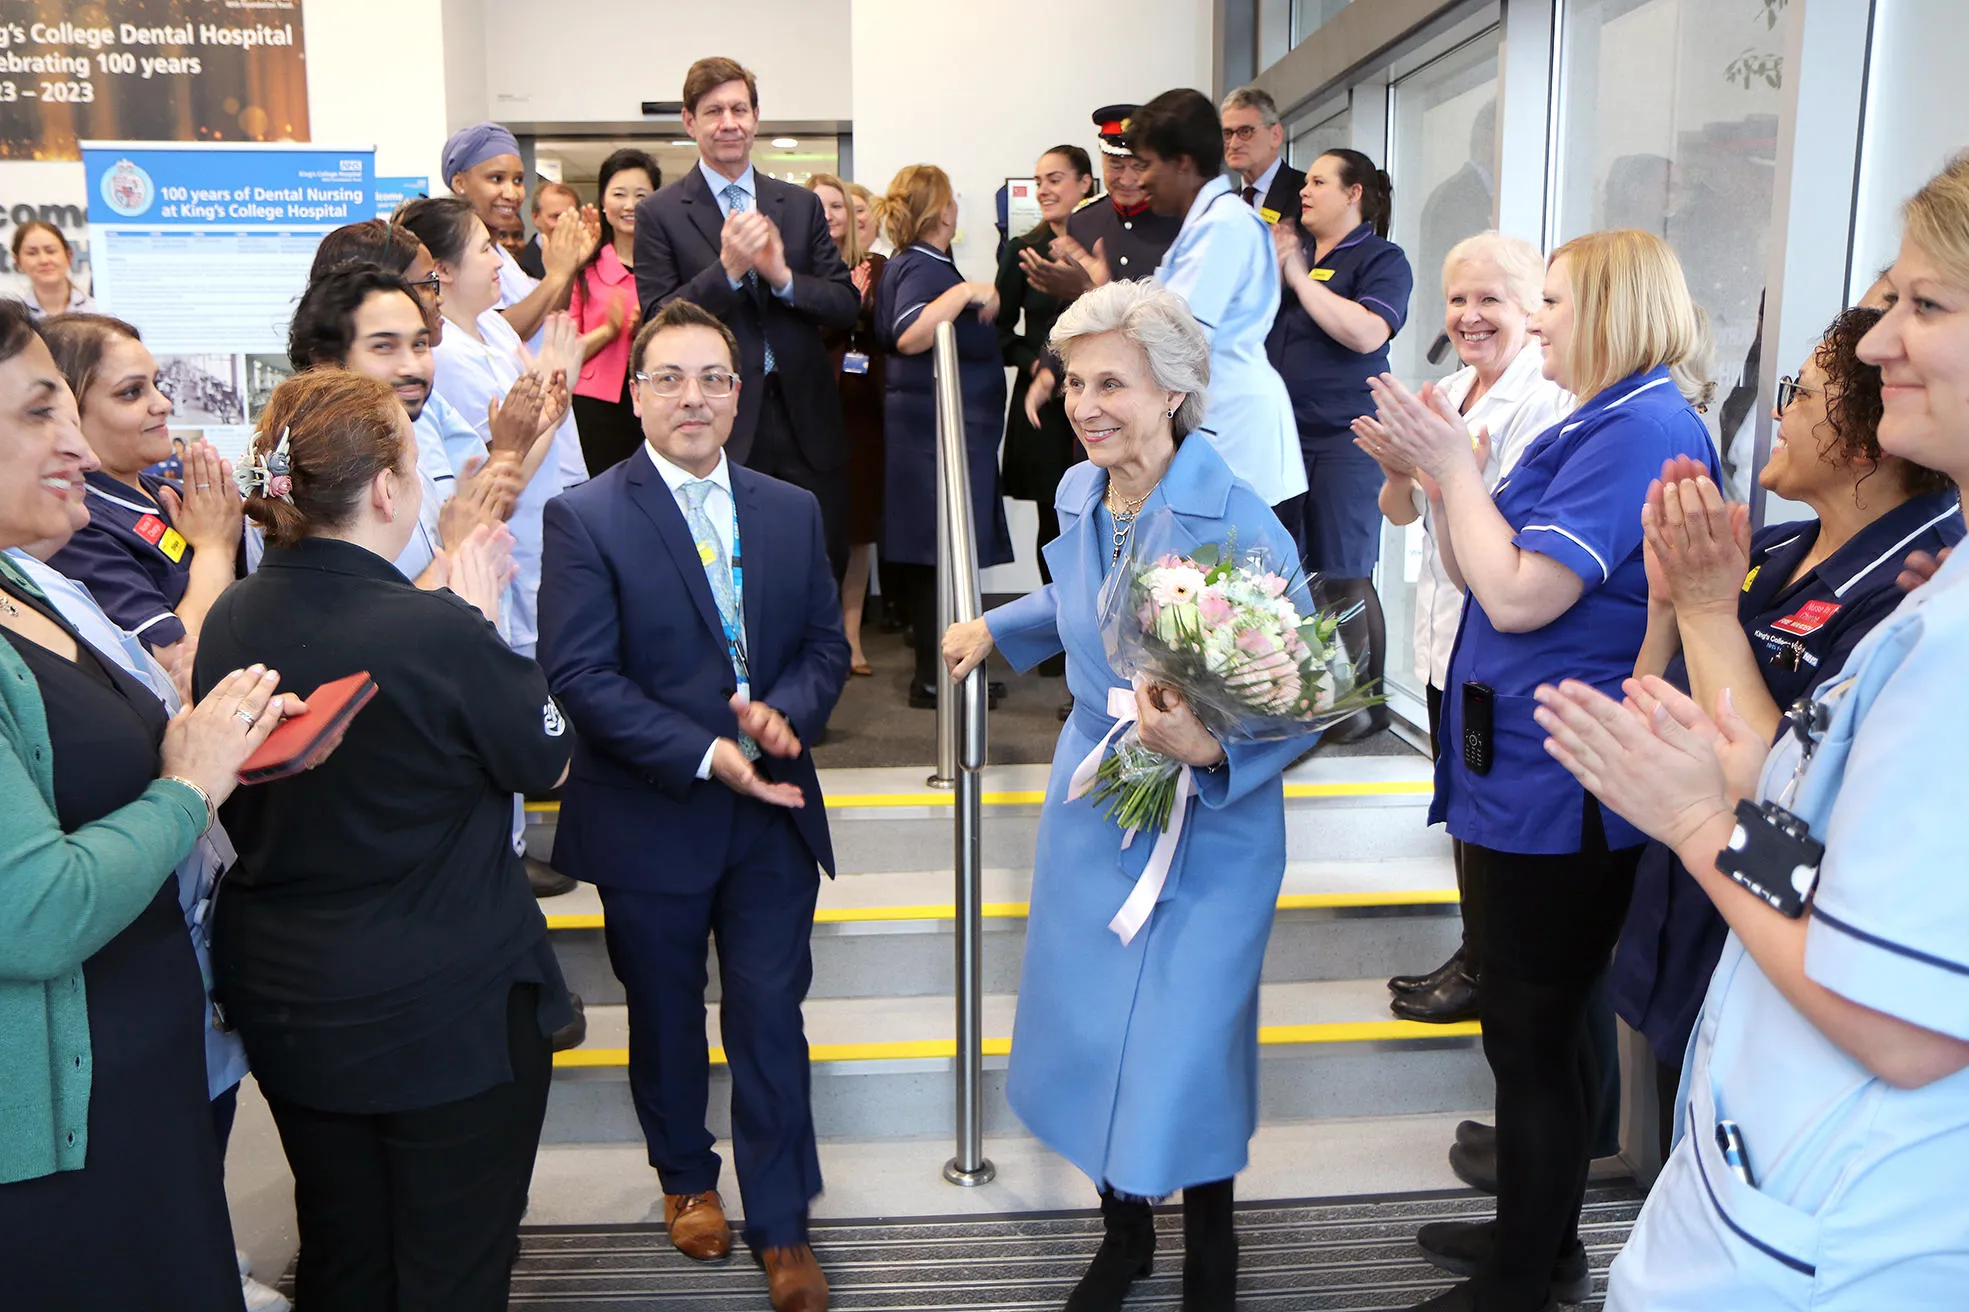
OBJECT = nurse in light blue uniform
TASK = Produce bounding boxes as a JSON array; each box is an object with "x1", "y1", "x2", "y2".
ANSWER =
[
  {"x1": 1533, "y1": 160, "x2": 1969, "y2": 1311},
  {"x1": 1124, "y1": 88, "x2": 1303, "y2": 507}
]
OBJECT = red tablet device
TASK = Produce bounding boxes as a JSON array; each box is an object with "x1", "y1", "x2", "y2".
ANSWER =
[{"x1": 236, "y1": 671, "x2": 377, "y2": 784}]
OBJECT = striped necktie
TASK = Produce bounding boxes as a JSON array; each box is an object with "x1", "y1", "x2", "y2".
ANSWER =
[{"x1": 721, "y1": 182, "x2": 776, "y2": 372}]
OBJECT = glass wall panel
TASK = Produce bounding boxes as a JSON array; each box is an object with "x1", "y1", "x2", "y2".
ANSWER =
[
  {"x1": 1286, "y1": 105, "x2": 1352, "y2": 170},
  {"x1": 1292, "y1": 0, "x2": 1355, "y2": 47},
  {"x1": 1374, "y1": 33, "x2": 1501, "y2": 708},
  {"x1": 1554, "y1": 0, "x2": 1786, "y2": 497}
]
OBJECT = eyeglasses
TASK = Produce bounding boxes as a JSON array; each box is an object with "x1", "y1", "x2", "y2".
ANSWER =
[
  {"x1": 634, "y1": 370, "x2": 739, "y2": 398},
  {"x1": 405, "y1": 272, "x2": 441, "y2": 293},
  {"x1": 1221, "y1": 124, "x2": 1261, "y2": 143},
  {"x1": 1775, "y1": 375, "x2": 1818, "y2": 413}
]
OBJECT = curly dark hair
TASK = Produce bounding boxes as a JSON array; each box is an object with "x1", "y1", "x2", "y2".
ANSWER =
[{"x1": 1813, "y1": 305, "x2": 1954, "y2": 497}]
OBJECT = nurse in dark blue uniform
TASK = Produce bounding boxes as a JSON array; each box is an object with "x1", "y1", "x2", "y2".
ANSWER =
[
  {"x1": 40, "y1": 315, "x2": 242, "y2": 657},
  {"x1": 1267, "y1": 150, "x2": 1413, "y2": 739},
  {"x1": 1368, "y1": 230, "x2": 1718, "y2": 1312},
  {"x1": 874, "y1": 163, "x2": 1013, "y2": 706},
  {"x1": 1616, "y1": 305, "x2": 1964, "y2": 1155}
]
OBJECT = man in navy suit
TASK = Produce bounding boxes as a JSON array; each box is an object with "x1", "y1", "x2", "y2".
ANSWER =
[
  {"x1": 539, "y1": 300, "x2": 850, "y2": 1312},
  {"x1": 633, "y1": 55, "x2": 859, "y2": 581}
]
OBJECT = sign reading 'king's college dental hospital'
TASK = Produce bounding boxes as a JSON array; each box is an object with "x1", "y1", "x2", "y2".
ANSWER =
[{"x1": 0, "y1": 1, "x2": 309, "y2": 161}]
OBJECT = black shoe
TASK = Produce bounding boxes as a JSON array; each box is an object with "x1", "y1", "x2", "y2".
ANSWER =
[
  {"x1": 1417, "y1": 1219, "x2": 1590, "y2": 1305},
  {"x1": 1390, "y1": 965, "x2": 1480, "y2": 1024},
  {"x1": 525, "y1": 858, "x2": 577, "y2": 898},
  {"x1": 1448, "y1": 1139, "x2": 1497, "y2": 1195},
  {"x1": 1390, "y1": 949, "x2": 1464, "y2": 996},
  {"x1": 1322, "y1": 704, "x2": 1391, "y2": 745},
  {"x1": 1065, "y1": 1190, "x2": 1156, "y2": 1312},
  {"x1": 550, "y1": 992, "x2": 587, "y2": 1052},
  {"x1": 1182, "y1": 1179, "x2": 1237, "y2": 1311},
  {"x1": 1400, "y1": 1278, "x2": 1556, "y2": 1312},
  {"x1": 1455, "y1": 1120, "x2": 1494, "y2": 1153}
]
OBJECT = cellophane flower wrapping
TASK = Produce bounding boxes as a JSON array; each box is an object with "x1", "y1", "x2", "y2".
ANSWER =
[{"x1": 1084, "y1": 508, "x2": 1384, "y2": 835}]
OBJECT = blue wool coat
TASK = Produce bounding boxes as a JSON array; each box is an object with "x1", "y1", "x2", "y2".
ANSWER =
[{"x1": 986, "y1": 436, "x2": 1315, "y2": 1197}]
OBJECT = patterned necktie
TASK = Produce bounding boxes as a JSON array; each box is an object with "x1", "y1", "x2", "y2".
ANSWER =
[
  {"x1": 1242, "y1": 184, "x2": 1259, "y2": 207},
  {"x1": 721, "y1": 182, "x2": 776, "y2": 372},
  {"x1": 682, "y1": 478, "x2": 758, "y2": 760}
]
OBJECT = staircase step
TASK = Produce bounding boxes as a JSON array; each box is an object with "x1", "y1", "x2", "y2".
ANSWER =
[
  {"x1": 542, "y1": 859, "x2": 1463, "y2": 1004},
  {"x1": 542, "y1": 980, "x2": 1488, "y2": 1144}
]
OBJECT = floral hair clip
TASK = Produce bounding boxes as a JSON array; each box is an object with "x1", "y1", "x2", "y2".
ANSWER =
[{"x1": 235, "y1": 426, "x2": 295, "y2": 502}]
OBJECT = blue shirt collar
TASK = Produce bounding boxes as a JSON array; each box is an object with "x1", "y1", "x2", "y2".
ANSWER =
[
  {"x1": 699, "y1": 159, "x2": 756, "y2": 207},
  {"x1": 1567, "y1": 364, "x2": 1678, "y2": 424}
]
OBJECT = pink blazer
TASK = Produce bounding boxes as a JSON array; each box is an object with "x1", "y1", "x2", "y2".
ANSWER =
[{"x1": 572, "y1": 244, "x2": 638, "y2": 402}]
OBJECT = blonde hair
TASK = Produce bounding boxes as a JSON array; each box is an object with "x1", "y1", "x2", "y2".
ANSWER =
[
  {"x1": 1902, "y1": 150, "x2": 1969, "y2": 287},
  {"x1": 878, "y1": 164, "x2": 953, "y2": 251},
  {"x1": 1549, "y1": 228, "x2": 1713, "y2": 408},
  {"x1": 1441, "y1": 231, "x2": 1545, "y2": 313},
  {"x1": 805, "y1": 172, "x2": 865, "y2": 268}
]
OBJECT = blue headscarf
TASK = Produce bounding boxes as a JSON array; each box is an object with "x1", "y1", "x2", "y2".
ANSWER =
[{"x1": 442, "y1": 122, "x2": 521, "y2": 188}]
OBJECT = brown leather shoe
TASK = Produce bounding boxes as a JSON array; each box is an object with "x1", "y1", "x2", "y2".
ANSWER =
[
  {"x1": 663, "y1": 1190, "x2": 732, "y2": 1262},
  {"x1": 761, "y1": 1243, "x2": 829, "y2": 1312}
]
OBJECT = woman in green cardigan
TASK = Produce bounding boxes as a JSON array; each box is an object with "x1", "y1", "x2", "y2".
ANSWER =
[{"x1": 0, "y1": 300, "x2": 305, "y2": 1308}]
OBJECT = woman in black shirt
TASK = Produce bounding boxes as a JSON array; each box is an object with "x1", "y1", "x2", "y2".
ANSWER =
[{"x1": 195, "y1": 368, "x2": 571, "y2": 1311}]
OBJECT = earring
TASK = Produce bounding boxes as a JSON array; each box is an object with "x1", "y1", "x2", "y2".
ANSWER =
[{"x1": 1167, "y1": 407, "x2": 1177, "y2": 418}]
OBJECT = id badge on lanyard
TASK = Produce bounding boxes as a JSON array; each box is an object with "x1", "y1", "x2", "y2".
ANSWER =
[
  {"x1": 724, "y1": 508, "x2": 750, "y2": 702},
  {"x1": 1715, "y1": 688, "x2": 1843, "y2": 918}
]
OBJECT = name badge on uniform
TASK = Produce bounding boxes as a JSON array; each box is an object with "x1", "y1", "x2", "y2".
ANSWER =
[
  {"x1": 1773, "y1": 599, "x2": 1841, "y2": 636},
  {"x1": 843, "y1": 351, "x2": 870, "y2": 375},
  {"x1": 1309, "y1": 267, "x2": 1335, "y2": 282},
  {"x1": 134, "y1": 513, "x2": 188, "y2": 563},
  {"x1": 1741, "y1": 564, "x2": 1760, "y2": 593},
  {"x1": 1257, "y1": 206, "x2": 1282, "y2": 225}
]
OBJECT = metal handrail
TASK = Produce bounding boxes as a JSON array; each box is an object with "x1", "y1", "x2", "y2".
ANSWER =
[{"x1": 930, "y1": 321, "x2": 995, "y2": 1187}]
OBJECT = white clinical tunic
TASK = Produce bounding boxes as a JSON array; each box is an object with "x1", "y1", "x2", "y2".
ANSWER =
[
  {"x1": 1154, "y1": 174, "x2": 1306, "y2": 505},
  {"x1": 1609, "y1": 547, "x2": 1969, "y2": 1310},
  {"x1": 430, "y1": 311, "x2": 588, "y2": 657},
  {"x1": 1410, "y1": 347, "x2": 1571, "y2": 689}
]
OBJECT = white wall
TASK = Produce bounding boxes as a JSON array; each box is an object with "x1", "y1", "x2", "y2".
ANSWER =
[
  {"x1": 849, "y1": 0, "x2": 1214, "y2": 283},
  {"x1": 1851, "y1": 0, "x2": 1969, "y2": 290},
  {"x1": 305, "y1": 0, "x2": 451, "y2": 179},
  {"x1": 472, "y1": 0, "x2": 853, "y2": 124}
]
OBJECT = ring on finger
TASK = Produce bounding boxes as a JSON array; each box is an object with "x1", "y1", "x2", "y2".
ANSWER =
[{"x1": 233, "y1": 707, "x2": 259, "y2": 728}]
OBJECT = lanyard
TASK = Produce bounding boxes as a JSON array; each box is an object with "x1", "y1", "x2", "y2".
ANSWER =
[{"x1": 1775, "y1": 676, "x2": 1850, "y2": 810}]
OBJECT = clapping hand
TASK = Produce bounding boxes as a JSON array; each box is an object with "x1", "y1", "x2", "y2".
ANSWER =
[
  {"x1": 437, "y1": 523, "x2": 517, "y2": 622},
  {"x1": 542, "y1": 207, "x2": 593, "y2": 281},
  {"x1": 967, "y1": 281, "x2": 1001, "y2": 325},
  {"x1": 486, "y1": 372, "x2": 549, "y2": 460},
  {"x1": 1024, "y1": 366, "x2": 1058, "y2": 427},
  {"x1": 720, "y1": 210, "x2": 771, "y2": 282},
  {"x1": 709, "y1": 693, "x2": 806, "y2": 808},
  {"x1": 439, "y1": 453, "x2": 525, "y2": 546},
  {"x1": 159, "y1": 665, "x2": 309, "y2": 809},
  {"x1": 1271, "y1": 218, "x2": 1310, "y2": 278},
  {"x1": 1049, "y1": 234, "x2": 1111, "y2": 288},
  {"x1": 1365, "y1": 374, "x2": 1487, "y2": 483},
  {"x1": 159, "y1": 440, "x2": 243, "y2": 556},
  {"x1": 1532, "y1": 675, "x2": 1766, "y2": 853},
  {"x1": 1641, "y1": 456, "x2": 1751, "y2": 618},
  {"x1": 1018, "y1": 242, "x2": 1094, "y2": 300}
]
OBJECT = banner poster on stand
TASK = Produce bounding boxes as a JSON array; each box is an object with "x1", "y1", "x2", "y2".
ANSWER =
[
  {"x1": 375, "y1": 176, "x2": 429, "y2": 219},
  {"x1": 82, "y1": 141, "x2": 373, "y2": 464}
]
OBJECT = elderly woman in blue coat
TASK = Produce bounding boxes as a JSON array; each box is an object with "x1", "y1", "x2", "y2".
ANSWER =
[{"x1": 945, "y1": 280, "x2": 1314, "y2": 1312}]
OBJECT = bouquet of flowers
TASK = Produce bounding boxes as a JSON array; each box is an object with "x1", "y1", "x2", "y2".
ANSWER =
[{"x1": 1078, "y1": 509, "x2": 1383, "y2": 838}]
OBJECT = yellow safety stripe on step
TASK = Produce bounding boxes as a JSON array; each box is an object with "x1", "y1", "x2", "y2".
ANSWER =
[
  {"x1": 522, "y1": 779, "x2": 1433, "y2": 816},
  {"x1": 553, "y1": 1019, "x2": 1479, "y2": 1069},
  {"x1": 545, "y1": 890, "x2": 1459, "y2": 931}
]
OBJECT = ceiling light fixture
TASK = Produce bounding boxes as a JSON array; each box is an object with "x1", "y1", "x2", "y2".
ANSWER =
[{"x1": 771, "y1": 137, "x2": 799, "y2": 149}]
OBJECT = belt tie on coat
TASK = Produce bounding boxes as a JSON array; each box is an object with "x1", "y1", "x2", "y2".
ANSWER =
[{"x1": 1065, "y1": 682, "x2": 1196, "y2": 947}]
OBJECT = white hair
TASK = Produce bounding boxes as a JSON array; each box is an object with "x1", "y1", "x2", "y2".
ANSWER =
[
  {"x1": 1049, "y1": 279, "x2": 1210, "y2": 438},
  {"x1": 1441, "y1": 230, "x2": 1546, "y2": 312}
]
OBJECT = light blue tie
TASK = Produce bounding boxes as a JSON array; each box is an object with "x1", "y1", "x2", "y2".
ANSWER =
[
  {"x1": 721, "y1": 182, "x2": 776, "y2": 372},
  {"x1": 682, "y1": 479, "x2": 758, "y2": 760}
]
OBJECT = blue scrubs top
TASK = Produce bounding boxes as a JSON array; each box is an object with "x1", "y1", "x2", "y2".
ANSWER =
[
  {"x1": 1432, "y1": 367, "x2": 1719, "y2": 854},
  {"x1": 46, "y1": 471, "x2": 195, "y2": 650},
  {"x1": 1609, "y1": 545, "x2": 1969, "y2": 1311},
  {"x1": 1611, "y1": 490, "x2": 1965, "y2": 1062},
  {"x1": 1265, "y1": 221, "x2": 1414, "y2": 450}
]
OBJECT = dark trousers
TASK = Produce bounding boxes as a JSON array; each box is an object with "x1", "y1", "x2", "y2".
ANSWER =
[
  {"x1": 264, "y1": 984, "x2": 552, "y2": 1312},
  {"x1": 1468, "y1": 804, "x2": 1641, "y2": 1311},
  {"x1": 572, "y1": 379, "x2": 645, "y2": 475},
  {"x1": 744, "y1": 375, "x2": 849, "y2": 582},
  {"x1": 1424, "y1": 684, "x2": 1482, "y2": 974},
  {"x1": 595, "y1": 798, "x2": 824, "y2": 1250},
  {"x1": 1035, "y1": 503, "x2": 1061, "y2": 585},
  {"x1": 897, "y1": 562, "x2": 939, "y2": 693}
]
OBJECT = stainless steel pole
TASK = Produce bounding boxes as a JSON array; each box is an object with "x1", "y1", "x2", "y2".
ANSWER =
[{"x1": 931, "y1": 322, "x2": 995, "y2": 1187}]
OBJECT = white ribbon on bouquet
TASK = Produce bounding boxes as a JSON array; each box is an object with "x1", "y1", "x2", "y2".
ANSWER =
[{"x1": 1065, "y1": 681, "x2": 1197, "y2": 946}]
